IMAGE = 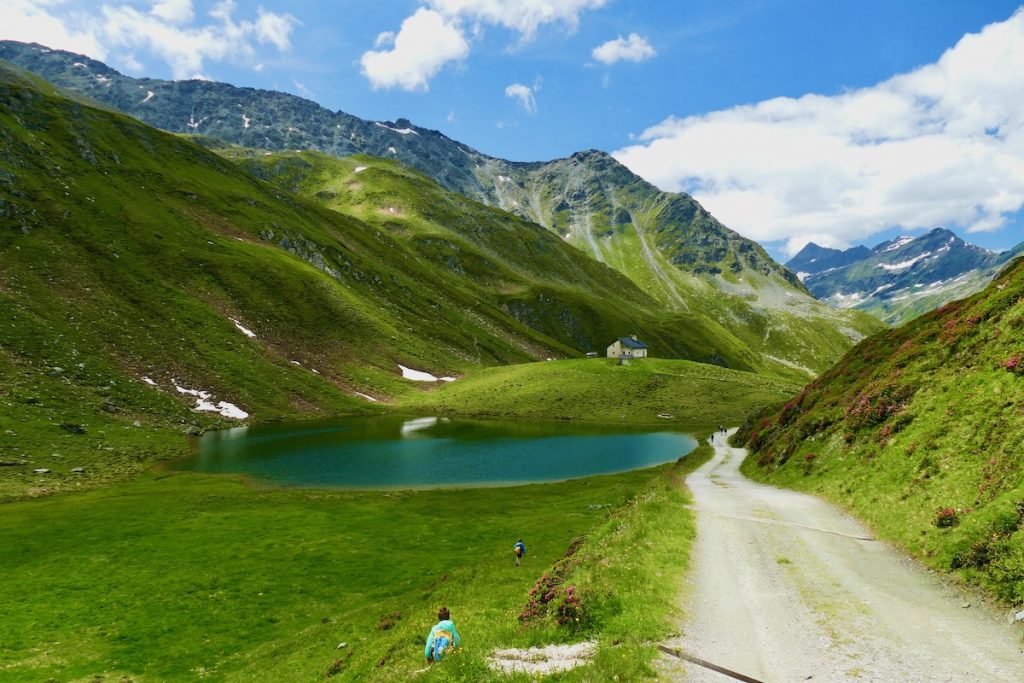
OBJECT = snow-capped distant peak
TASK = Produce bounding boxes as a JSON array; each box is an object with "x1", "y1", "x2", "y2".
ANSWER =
[
  {"x1": 877, "y1": 252, "x2": 930, "y2": 271},
  {"x1": 883, "y1": 236, "x2": 915, "y2": 252},
  {"x1": 375, "y1": 122, "x2": 418, "y2": 135}
]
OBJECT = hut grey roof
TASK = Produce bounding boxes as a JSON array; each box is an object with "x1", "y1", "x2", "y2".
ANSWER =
[{"x1": 617, "y1": 337, "x2": 647, "y2": 349}]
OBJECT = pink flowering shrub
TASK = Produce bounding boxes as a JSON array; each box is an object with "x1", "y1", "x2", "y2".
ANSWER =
[
  {"x1": 1002, "y1": 354, "x2": 1023, "y2": 374},
  {"x1": 935, "y1": 507, "x2": 970, "y2": 528}
]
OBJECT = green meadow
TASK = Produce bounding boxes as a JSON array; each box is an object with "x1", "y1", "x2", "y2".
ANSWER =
[
  {"x1": 0, "y1": 443, "x2": 711, "y2": 682},
  {"x1": 398, "y1": 358, "x2": 800, "y2": 427}
]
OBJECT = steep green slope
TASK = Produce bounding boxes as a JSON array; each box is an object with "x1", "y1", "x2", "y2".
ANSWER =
[
  {"x1": 473, "y1": 150, "x2": 885, "y2": 377},
  {"x1": 2, "y1": 64, "x2": 679, "y2": 496},
  {"x1": 398, "y1": 358, "x2": 799, "y2": 427},
  {"x1": 737, "y1": 256, "x2": 1024, "y2": 604},
  {"x1": 217, "y1": 148, "x2": 884, "y2": 380},
  {"x1": 1, "y1": 41, "x2": 884, "y2": 379},
  {"x1": 222, "y1": 149, "x2": 718, "y2": 362}
]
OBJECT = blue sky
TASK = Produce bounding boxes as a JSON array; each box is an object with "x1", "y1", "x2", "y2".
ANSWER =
[{"x1": 6, "y1": 0, "x2": 1024, "y2": 259}]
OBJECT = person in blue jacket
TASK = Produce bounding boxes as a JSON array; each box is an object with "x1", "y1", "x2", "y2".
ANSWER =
[
  {"x1": 513, "y1": 539, "x2": 526, "y2": 566},
  {"x1": 424, "y1": 606, "x2": 460, "y2": 663}
]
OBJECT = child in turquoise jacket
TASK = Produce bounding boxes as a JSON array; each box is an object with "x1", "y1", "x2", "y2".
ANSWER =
[{"x1": 424, "y1": 606, "x2": 461, "y2": 662}]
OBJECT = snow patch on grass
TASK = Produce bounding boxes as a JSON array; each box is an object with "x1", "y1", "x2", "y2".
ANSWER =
[
  {"x1": 354, "y1": 166, "x2": 368, "y2": 173},
  {"x1": 399, "y1": 364, "x2": 436, "y2": 381},
  {"x1": 398, "y1": 364, "x2": 447, "y2": 382},
  {"x1": 229, "y1": 318, "x2": 256, "y2": 338},
  {"x1": 173, "y1": 381, "x2": 249, "y2": 419}
]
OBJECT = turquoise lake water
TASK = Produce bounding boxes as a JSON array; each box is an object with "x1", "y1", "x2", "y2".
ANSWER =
[{"x1": 175, "y1": 415, "x2": 697, "y2": 488}]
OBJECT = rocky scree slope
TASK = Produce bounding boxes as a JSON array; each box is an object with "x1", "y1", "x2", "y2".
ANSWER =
[
  {"x1": 790, "y1": 228, "x2": 1024, "y2": 324},
  {"x1": 737, "y1": 254, "x2": 1024, "y2": 604},
  {"x1": 1, "y1": 41, "x2": 883, "y2": 379}
]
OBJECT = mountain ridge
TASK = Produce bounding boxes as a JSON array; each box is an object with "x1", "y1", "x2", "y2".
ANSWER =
[
  {"x1": 788, "y1": 227, "x2": 1022, "y2": 324},
  {"x1": 0, "y1": 39, "x2": 884, "y2": 379}
]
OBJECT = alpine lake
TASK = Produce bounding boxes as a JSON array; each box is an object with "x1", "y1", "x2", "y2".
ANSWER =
[{"x1": 174, "y1": 415, "x2": 698, "y2": 488}]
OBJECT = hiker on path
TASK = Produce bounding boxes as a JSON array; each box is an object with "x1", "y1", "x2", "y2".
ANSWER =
[
  {"x1": 424, "y1": 607, "x2": 460, "y2": 663},
  {"x1": 513, "y1": 539, "x2": 526, "y2": 566}
]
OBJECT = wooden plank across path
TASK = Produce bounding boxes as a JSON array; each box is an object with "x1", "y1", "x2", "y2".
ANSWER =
[{"x1": 657, "y1": 645, "x2": 765, "y2": 683}]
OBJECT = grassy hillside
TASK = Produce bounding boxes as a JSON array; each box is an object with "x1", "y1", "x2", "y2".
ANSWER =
[
  {"x1": 737, "y1": 256, "x2": 1024, "y2": 604},
  {"x1": 0, "y1": 43, "x2": 883, "y2": 379},
  {"x1": 398, "y1": 358, "x2": 799, "y2": 428},
  {"x1": 4, "y1": 63, "x2": 747, "y2": 497},
  {"x1": 220, "y1": 148, "x2": 884, "y2": 382},
  {"x1": 224, "y1": 148, "x2": 775, "y2": 371},
  {"x1": 0, "y1": 446, "x2": 711, "y2": 682}
]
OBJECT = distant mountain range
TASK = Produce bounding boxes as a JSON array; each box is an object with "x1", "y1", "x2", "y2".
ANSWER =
[
  {"x1": 787, "y1": 228, "x2": 1024, "y2": 324},
  {"x1": 0, "y1": 40, "x2": 883, "y2": 379}
]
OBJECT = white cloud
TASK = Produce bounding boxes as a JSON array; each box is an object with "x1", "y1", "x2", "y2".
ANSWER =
[
  {"x1": 4, "y1": 0, "x2": 108, "y2": 59},
  {"x1": 592, "y1": 32, "x2": 655, "y2": 65},
  {"x1": 292, "y1": 78, "x2": 313, "y2": 99},
  {"x1": 1, "y1": 0, "x2": 298, "y2": 80},
  {"x1": 361, "y1": 0, "x2": 609, "y2": 91},
  {"x1": 254, "y1": 7, "x2": 296, "y2": 51},
  {"x1": 614, "y1": 9, "x2": 1024, "y2": 256},
  {"x1": 505, "y1": 82, "x2": 536, "y2": 114},
  {"x1": 360, "y1": 8, "x2": 468, "y2": 92},
  {"x1": 426, "y1": 0, "x2": 609, "y2": 40},
  {"x1": 150, "y1": 0, "x2": 194, "y2": 26}
]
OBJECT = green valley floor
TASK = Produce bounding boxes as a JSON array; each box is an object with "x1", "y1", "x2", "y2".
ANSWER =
[{"x1": 0, "y1": 446, "x2": 711, "y2": 682}]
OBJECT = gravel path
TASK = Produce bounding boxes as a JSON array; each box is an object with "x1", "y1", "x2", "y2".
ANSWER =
[{"x1": 660, "y1": 431, "x2": 1024, "y2": 682}]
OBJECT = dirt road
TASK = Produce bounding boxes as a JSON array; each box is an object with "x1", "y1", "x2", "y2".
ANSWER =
[{"x1": 660, "y1": 431, "x2": 1024, "y2": 682}]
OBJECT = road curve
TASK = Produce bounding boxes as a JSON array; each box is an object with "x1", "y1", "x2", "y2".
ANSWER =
[{"x1": 660, "y1": 431, "x2": 1024, "y2": 682}]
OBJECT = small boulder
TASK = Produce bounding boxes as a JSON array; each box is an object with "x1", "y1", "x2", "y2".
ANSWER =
[
  {"x1": 60, "y1": 423, "x2": 86, "y2": 434},
  {"x1": 71, "y1": 467, "x2": 85, "y2": 473},
  {"x1": 33, "y1": 468, "x2": 50, "y2": 474}
]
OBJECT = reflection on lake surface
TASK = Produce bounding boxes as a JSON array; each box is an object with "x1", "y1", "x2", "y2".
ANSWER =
[{"x1": 174, "y1": 415, "x2": 697, "y2": 489}]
